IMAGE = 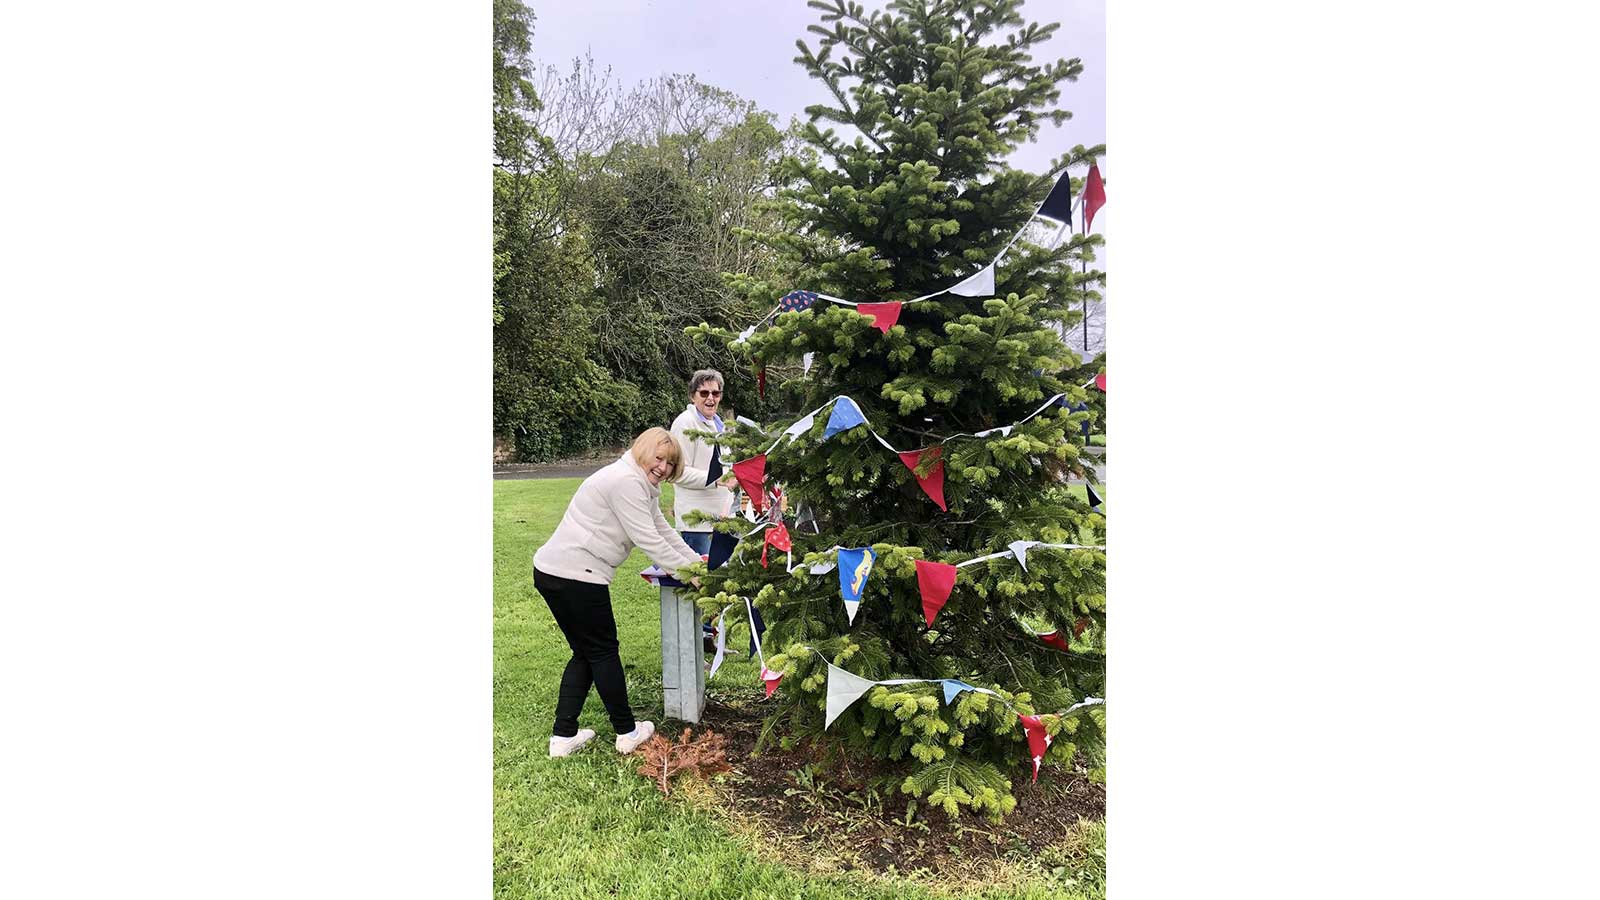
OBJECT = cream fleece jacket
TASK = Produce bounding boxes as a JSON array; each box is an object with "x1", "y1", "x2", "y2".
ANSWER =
[
  {"x1": 669, "y1": 405, "x2": 735, "y2": 531},
  {"x1": 533, "y1": 451, "x2": 704, "y2": 585}
]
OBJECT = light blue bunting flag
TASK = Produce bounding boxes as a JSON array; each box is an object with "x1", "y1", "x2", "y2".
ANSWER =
[
  {"x1": 941, "y1": 679, "x2": 979, "y2": 705},
  {"x1": 822, "y1": 397, "x2": 867, "y2": 439}
]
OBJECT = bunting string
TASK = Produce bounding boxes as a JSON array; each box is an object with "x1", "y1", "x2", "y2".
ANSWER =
[
  {"x1": 758, "y1": 389, "x2": 1095, "y2": 458},
  {"x1": 732, "y1": 165, "x2": 1094, "y2": 337}
]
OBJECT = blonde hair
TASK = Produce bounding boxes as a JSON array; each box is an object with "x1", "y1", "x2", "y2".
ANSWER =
[{"x1": 629, "y1": 427, "x2": 684, "y2": 480}]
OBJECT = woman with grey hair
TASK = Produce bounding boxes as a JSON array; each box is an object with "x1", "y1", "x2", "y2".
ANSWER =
[
  {"x1": 670, "y1": 368, "x2": 767, "y2": 653},
  {"x1": 669, "y1": 369, "x2": 736, "y2": 537}
]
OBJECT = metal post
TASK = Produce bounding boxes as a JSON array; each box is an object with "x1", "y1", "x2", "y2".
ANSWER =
[{"x1": 658, "y1": 585, "x2": 705, "y2": 723}]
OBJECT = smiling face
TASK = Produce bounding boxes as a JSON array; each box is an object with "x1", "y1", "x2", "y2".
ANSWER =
[
  {"x1": 643, "y1": 443, "x2": 675, "y2": 485},
  {"x1": 693, "y1": 379, "x2": 722, "y2": 419}
]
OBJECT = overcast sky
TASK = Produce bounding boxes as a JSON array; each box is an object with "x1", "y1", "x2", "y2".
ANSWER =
[
  {"x1": 526, "y1": 0, "x2": 1105, "y2": 182},
  {"x1": 525, "y1": 0, "x2": 1106, "y2": 354}
]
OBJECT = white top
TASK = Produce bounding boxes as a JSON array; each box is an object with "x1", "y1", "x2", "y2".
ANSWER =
[
  {"x1": 533, "y1": 451, "x2": 704, "y2": 585},
  {"x1": 669, "y1": 405, "x2": 735, "y2": 531}
]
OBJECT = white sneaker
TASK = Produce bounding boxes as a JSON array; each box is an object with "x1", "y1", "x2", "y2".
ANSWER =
[
  {"x1": 615, "y1": 721, "x2": 655, "y2": 754},
  {"x1": 548, "y1": 728, "x2": 596, "y2": 758}
]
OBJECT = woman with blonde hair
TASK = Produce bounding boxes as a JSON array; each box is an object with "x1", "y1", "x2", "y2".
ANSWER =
[{"x1": 532, "y1": 427, "x2": 707, "y2": 758}]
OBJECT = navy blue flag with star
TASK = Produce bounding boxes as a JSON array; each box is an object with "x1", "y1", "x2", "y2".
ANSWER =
[{"x1": 778, "y1": 289, "x2": 818, "y2": 313}]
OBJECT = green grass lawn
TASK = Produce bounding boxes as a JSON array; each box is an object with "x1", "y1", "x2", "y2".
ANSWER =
[{"x1": 495, "y1": 478, "x2": 1102, "y2": 899}]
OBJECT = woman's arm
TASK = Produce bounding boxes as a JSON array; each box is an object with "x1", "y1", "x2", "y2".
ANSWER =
[{"x1": 609, "y1": 482, "x2": 703, "y2": 574}]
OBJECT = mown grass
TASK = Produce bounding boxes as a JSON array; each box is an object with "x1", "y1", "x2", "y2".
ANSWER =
[{"x1": 494, "y1": 478, "x2": 1104, "y2": 899}]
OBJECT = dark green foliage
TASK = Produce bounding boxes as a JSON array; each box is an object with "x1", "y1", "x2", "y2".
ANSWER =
[{"x1": 685, "y1": 0, "x2": 1106, "y2": 819}]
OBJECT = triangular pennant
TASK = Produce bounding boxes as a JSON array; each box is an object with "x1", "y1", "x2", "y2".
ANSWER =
[
  {"x1": 795, "y1": 504, "x2": 818, "y2": 534},
  {"x1": 856, "y1": 301, "x2": 902, "y2": 333},
  {"x1": 1038, "y1": 630, "x2": 1071, "y2": 652},
  {"x1": 975, "y1": 424, "x2": 1013, "y2": 438},
  {"x1": 837, "y1": 547, "x2": 876, "y2": 625},
  {"x1": 705, "y1": 442, "x2": 723, "y2": 486},
  {"x1": 802, "y1": 351, "x2": 815, "y2": 375},
  {"x1": 783, "y1": 412, "x2": 816, "y2": 441},
  {"x1": 1085, "y1": 483, "x2": 1103, "y2": 510},
  {"x1": 822, "y1": 397, "x2": 867, "y2": 439},
  {"x1": 1083, "y1": 163, "x2": 1106, "y2": 232},
  {"x1": 808, "y1": 559, "x2": 837, "y2": 575},
  {"x1": 734, "y1": 324, "x2": 757, "y2": 344},
  {"x1": 731, "y1": 455, "x2": 767, "y2": 513},
  {"x1": 947, "y1": 264, "x2": 996, "y2": 298},
  {"x1": 898, "y1": 447, "x2": 947, "y2": 511},
  {"x1": 1007, "y1": 539, "x2": 1040, "y2": 572},
  {"x1": 778, "y1": 289, "x2": 819, "y2": 313},
  {"x1": 757, "y1": 364, "x2": 767, "y2": 398},
  {"x1": 761, "y1": 667, "x2": 783, "y2": 700},
  {"x1": 761, "y1": 520, "x2": 790, "y2": 569},
  {"x1": 941, "y1": 679, "x2": 977, "y2": 705},
  {"x1": 915, "y1": 559, "x2": 958, "y2": 627},
  {"x1": 824, "y1": 662, "x2": 879, "y2": 729},
  {"x1": 1094, "y1": 371, "x2": 1106, "y2": 392},
  {"x1": 1018, "y1": 714, "x2": 1053, "y2": 782},
  {"x1": 707, "y1": 530, "x2": 737, "y2": 571},
  {"x1": 708, "y1": 607, "x2": 730, "y2": 679},
  {"x1": 1036, "y1": 169, "x2": 1074, "y2": 225}
]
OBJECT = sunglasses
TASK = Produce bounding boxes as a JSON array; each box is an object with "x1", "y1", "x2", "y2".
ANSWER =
[{"x1": 696, "y1": 390, "x2": 723, "y2": 398}]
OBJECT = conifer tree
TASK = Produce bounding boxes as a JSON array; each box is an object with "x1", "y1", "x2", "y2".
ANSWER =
[{"x1": 685, "y1": 0, "x2": 1106, "y2": 819}]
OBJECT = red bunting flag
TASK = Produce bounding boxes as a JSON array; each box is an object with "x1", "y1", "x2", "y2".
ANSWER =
[
  {"x1": 1094, "y1": 371, "x2": 1106, "y2": 392},
  {"x1": 757, "y1": 364, "x2": 767, "y2": 398},
  {"x1": 1018, "y1": 713, "x2": 1053, "y2": 782},
  {"x1": 761, "y1": 667, "x2": 783, "y2": 699},
  {"x1": 1083, "y1": 163, "x2": 1107, "y2": 232},
  {"x1": 898, "y1": 447, "x2": 947, "y2": 510},
  {"x1": 856, "y1": 301, "x2": 902, "y2": 334},
  {"x1": 915, "y1": 559, "x2": 958, "y2": 627},
  {"x1": 1038, "y1": 630, "x2": 1071, "y2": 652},
  {"x1": 732, "y1": 455, "x2": 768, "y2": 513},
  {"x1": 761, "y1": 521, "x2": 791, "y2": 568}
]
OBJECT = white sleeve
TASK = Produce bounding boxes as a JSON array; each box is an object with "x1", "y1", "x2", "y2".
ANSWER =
[{"x1": 609, "y1": 482, "x2": 702, "y2": 573}]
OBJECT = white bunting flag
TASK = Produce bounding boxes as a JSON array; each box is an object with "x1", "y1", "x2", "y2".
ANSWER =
[
  {"x1": 783, "y1": 412, "x2": 816, "y2": 441},
  {"x1": 824, "y1": 662, "x2": 881, "y2": 729},
  {"x1": 802, "y1": 351, "x2": 815, "y2": 375},
  {"x1": 947, "y1": 263, "x2": 996, "y2": 298},
  {"x1": 1008, "y1": 540, "x2": 1041, "y2": 572},
  {"x1": 707, "y1": 604, "x2": 733, "y2": 679}
]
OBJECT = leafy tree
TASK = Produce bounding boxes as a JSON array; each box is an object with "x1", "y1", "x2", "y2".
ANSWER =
[
  {"x1": 577, "y1": 77, "x2": 794, "y2": 424},
  {"x1": 495, "y1": 8, "x2": 798, "y2": 457},
  {"x1": 493, "y1": 0, "x2": 645, "y2": 459},
  {"x1": 686, "y1": 0, "x2": 1107, "y2": 819}
]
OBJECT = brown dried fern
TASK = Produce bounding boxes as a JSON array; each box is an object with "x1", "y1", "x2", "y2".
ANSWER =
[{"x1": 635, "y1": 728, "x2": 731, "y2": 796}]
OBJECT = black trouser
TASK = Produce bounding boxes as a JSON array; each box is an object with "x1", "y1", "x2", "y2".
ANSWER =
[{"x1": 533, "y1": 567, "x2": 635, "y2": 737}]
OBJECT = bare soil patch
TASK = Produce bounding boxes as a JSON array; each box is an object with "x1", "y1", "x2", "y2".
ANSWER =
[{"x1": 670, "y1": 699, "x2": 1105, "y2": 884}]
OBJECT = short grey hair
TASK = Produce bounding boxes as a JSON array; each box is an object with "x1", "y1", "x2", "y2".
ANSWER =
[{"x1": 688, "y1": 369, "x2": 724, "y2": 396}]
